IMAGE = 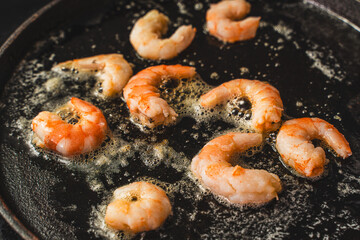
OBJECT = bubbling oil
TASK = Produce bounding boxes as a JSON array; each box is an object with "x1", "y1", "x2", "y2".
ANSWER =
[
  {"x1": 0, "y1": 0, "x2": 359, "y2": 238},
  {"x1": 4, "y1": 55, "x2": 355, "y2": 239}
]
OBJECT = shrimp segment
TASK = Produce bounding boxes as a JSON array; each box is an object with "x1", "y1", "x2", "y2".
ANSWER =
[
  {"x1": 276, "y1": 118, "x2": 352, "y2": 178},
  {"x1": 31, "y1": 97, "x2": 108, "y2": 156},
  {"x1": 130, "y1": 10, "x2": 196, "y2": 60},
  {"x1": 123, "y1": 65, "x2": 196, "y2": 128},
  {"x1": 206, "y1": 0, "x2": 261, "y2": 43},
  {"x1": 105, "y1": 182, "x2": 172, "y2": 233},
  {"x1": 52, "y1": 54, "x2": 133, "y2": 97},
  {"x1": 191, "y1": 133, "x2": 281, "y2": 204},
  {"x1": 200, "y1": 79, "x2": 283, "y2": 132}
]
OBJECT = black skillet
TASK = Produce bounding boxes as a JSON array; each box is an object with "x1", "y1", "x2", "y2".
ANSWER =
[{"x1": 0, "y1": 0, "x2": 359, "y2": 239}]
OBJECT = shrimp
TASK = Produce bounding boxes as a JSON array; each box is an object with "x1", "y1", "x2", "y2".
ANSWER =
[
  {"x1": 130, "y1": 10, "x2": 196, "y2": 60},
  {"x1": 200, "y1": 79, "x2": 283, "y2": 132},
  {"x1": 105, "y1": 182, "x2": 172, "y2": 233},
  {"x1": 276, "y1": 118, "x2": 352, "y2": 178},
  {"x1": 206, "y1": 0, "x2": 261, "y2": 43},
  {"x1": 191, "y1": 132, "x2": 282, "y2": 204},
  {"x1": 52, "y1": 54, "x2": 133, "y2": 97},
  {"x1": 31, "y1": 97, "x2": 108, "y2": 156},
  {"x1": 123, "y1": 65, "x2": 196, "y2": 128}
]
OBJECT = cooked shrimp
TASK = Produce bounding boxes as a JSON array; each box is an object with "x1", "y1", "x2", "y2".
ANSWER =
[
  {"x1": 105, "y1": 182, "x2": 172, "y2": 233},
  {"x1": 52, "y1": 54, "x2": 133, "y2": 97},
  {"x1": 31, "y1": 97, "x2": 108, "y2": 156},
  {"x1": 206, "y1": 0, "x2": 261, "y2": 43},
  {"x1": 123, "y1": 65, "x2": 196, "y2": 128},
  {"x1": 276, "y1": 118, "x2": 352, "y2": 178},
  {"x1": 200, "y1": 79, "x2": 283, "y2": 132},
  {"x1": 191, "y1": 132, "x2": 281, "y2": 204},
  {"x1": 130, "y1": 10, "x2": 196, "y2": 60}
]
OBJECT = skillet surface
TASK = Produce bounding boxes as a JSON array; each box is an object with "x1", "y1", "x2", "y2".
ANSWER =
[{"x1": 0, "y1": 0, "x2": 359, "y2": 239}]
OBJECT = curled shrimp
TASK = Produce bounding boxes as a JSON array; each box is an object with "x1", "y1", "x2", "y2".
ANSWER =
[
  {"x1": 105, "y1": 182, "x2": 172, "y2": 233},
  {"x1": 200, "y1": 79, "x2": 283, "y2": 132},
  {"x1": 130, "y1": 10, "x2": 196, "y2": 60},
  {"x1": 276, "y1": 117, "x2": 352, "y2": 178},
  {"x1": 123, "y1": 65, "x2": 196, "y2": 128},
  {"x1": 206, "y1": 0, "x2": 261, "y2": 43},
  {"x1": 52, "y1": 54, "x2": 133, "y2": 97},
  {"x1": 191, "y1": 132, "x2": 282, "y2": 204},
  {"x1": 31, "y1": 97, "x2": 108, "y2": 156}
]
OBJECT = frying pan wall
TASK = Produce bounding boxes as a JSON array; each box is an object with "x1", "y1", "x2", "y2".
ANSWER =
[{"x1": 0, "y1": 0, "x2": 359, "y2": 239}]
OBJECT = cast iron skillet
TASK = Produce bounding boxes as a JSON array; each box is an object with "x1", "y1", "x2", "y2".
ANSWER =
[{"x1": 0, "y1": 0, "x2": 359, "y2": 239}]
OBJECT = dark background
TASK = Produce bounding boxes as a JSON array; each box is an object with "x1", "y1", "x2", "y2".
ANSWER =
[{"x1": 0, "y1": 1, "x2": 52, "y2": 239}]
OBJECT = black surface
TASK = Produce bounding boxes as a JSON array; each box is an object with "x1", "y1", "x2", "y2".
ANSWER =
[
  {"x1": 0, "y1": 0, "x2": 360, "y2": 239},
  {"x1": 0, "y1": 2, "x2": 52, "y2": 239}
]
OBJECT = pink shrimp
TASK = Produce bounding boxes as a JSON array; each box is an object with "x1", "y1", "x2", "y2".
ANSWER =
[
  {"x1": 31, "y1": 97, "x2": 108, "y2": 156},
  {"x1": 206, "y1": 0, "x2": 261, "y2": 43},
  {"x1": 105, "y1": 182, "x2": 172, "y2": 233},
  {"x1": 200, "y1": 79, "x2": 283, "y2": 132},
  {"x1": 130, "y1": 10, "x2": 196, "y2": 60},
  {"x1": 52, "y1": 54, "x2": 133, "y2": 97},
  {"x1": 123, "y1": 65, "x2": 196, "y2": 128},
  {"x1": 191, "y1": 132, "x2": 282, "y2": 205},
  {"x1": 276, "y1": 117, "x2": 352, "y2": 178}
]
